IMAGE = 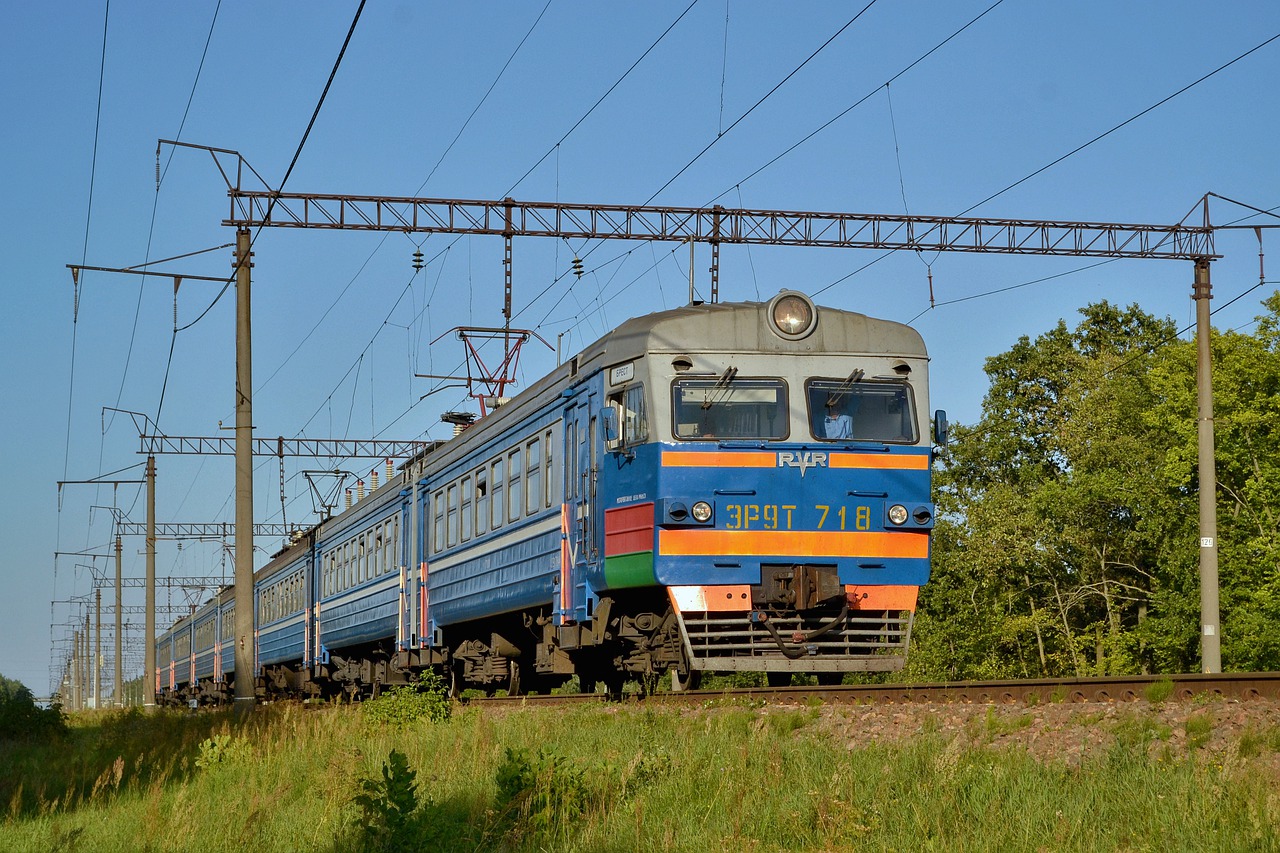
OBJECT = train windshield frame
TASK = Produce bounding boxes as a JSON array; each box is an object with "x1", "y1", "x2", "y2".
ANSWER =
[
  {"x1": 805, "y1": 378, "x2": 918, "y2": 443},
  {"x1": 671, "y1": 377, "x2": 789, "y2": 440}
]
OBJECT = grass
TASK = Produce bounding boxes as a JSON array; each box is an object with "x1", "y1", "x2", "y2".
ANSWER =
[{"x1": 0, "y1": 701, "x2": 1277, "y2": 852}]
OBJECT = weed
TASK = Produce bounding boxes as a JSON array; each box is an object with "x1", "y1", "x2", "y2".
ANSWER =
[
  {"x1": 362, "y1": 671, "x2": 452, "y2": 728},
  {"x1": 1112, "y1": 714, "x2": 1172, "y2": 753},
  {"x1": 1144, "y1": 678, "x2": 1175, "y2": 704},
  {"x1": 194, "y1": 733, "x2": 251, "y2": 769},
  {"x1": 1184, "y1": 714, "x2": 1212, "y2": 750},
  {"x1": 494, "y1": 747, "x2": 590, "y2": 841},
  {"x1": 353, "y1": 749, "x2": 421, "y2": 850}
]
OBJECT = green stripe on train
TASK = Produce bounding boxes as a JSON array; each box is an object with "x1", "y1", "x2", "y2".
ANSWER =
[{"x1": 603, "y1": 551, "x2": 656, "y2": 588}]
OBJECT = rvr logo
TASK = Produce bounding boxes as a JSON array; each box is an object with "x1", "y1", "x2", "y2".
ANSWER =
[{"x1": 777, "y1": 451, "x2": 828, "y2": 477}]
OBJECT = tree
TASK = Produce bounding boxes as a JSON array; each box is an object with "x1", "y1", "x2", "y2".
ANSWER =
[
  {"x1": 0, "y1": 673, "x2": 65, "y2": 741},
  {"x1": 912, "y1": 294, "x2": 1280, "y2": 680}
]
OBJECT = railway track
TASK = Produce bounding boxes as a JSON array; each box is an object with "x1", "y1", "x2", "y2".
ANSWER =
[{"x1": 471, "y1": 671, "x2": 1280, "y2": 708}]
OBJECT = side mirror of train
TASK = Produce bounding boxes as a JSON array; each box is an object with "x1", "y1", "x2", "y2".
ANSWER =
[
  {"x1": 601, "y1": 406, "x2": 621, "y2": 451},
  {"x1": 933, "y1": 410, "x2": 949, "y2": 447}
]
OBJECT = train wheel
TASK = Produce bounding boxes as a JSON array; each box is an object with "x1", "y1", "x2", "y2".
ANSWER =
[
  {"x1": 506, "y1": 661, "x2": 521, "y2": 696},
  {"x1": 815, "y1": 672, "x2": 844, "y2": 686},
  {"x1": 766, "y1": 672, "x2": 792, "y2": 688},
  {"x1": 670, "y1": 667, "x2": 701, "y2": 692}
]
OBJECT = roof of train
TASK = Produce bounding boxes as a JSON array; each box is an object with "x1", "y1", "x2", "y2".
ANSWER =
[{"x1": 579, "y1": 297, "x2": 927, "y2": 365}]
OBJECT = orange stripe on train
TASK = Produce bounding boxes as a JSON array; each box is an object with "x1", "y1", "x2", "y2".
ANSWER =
[
  {"x1": 662, "y1": 450, "x2": 928, "y2": 470},
  {"x1": 658, "y1": 528, "x2": 928, "y2": 559},
  {"x1": 828, "y1": 453, "x2": 929, "y2": 470},
  {"x1": 661, "y1": 451, "x2": 775, "y2": 467}
]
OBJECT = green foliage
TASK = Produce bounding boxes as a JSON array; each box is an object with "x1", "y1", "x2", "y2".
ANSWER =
[
  {"x1": 918, "y1": 296, "x2": 1280, "y2": 679},
  {"x1": 1, "y1": 704, "x2": 1279, "y2": 851},
  {"x1": 0, "y1": 674, "x2": 66, "y2": 742},
  {"x1": 494, "y1": 747, "x2": 590, "y2": 841},
  {"x1": 362, "y1": 670, "x2": 452, "y2": 727},
  {"x1": 1144, "y1": 678, "x2": 1175, "y2": 703},
  {"x1": 1184, "y1": 714, "x2": 1213, "y2": 750},
  {"x1": 194, "y1": 733, "x2": 251, "y2": 769},
  {"x1": 352, "y1": 749, "x2": 422, "y2": 850}
]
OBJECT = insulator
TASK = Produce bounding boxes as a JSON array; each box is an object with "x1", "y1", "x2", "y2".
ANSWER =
[
  {"x1": 385, "y1": 458, "x2": 394, "y2": 481},
  {"x1": 370, "y1": 469, "x2": 379, "y2": 490},
  {"x1": 572, "y1": 257, "x2": 584, "y2": 279},
  {"x1": 345, "y1": 489, "x2": 353, "y2": 510},
  {"x1": 357, "y1": 480, "x2": 365, "y2": 501},
  {"x1": 412, "y1": 249, "x2": 424, "y2": 272}
]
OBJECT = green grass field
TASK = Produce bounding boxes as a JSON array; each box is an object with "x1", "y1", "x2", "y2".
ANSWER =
[{"x1": 2, "y1": 697, "x2": 1278, "y2": 852}]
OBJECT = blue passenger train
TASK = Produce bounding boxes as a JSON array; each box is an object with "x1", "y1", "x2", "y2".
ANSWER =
[{"x1": 155, "y1": 291, "x2": 946, "y2": 702}]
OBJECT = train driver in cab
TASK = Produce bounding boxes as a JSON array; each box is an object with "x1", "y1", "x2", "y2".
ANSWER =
[{"x1": 822, "y1": 394, "x2": 854, "y2": 440}]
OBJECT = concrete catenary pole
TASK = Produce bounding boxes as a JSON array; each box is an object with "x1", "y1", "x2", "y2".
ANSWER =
[
  {"x1": 115, "y1": 534, "x2": 123, "y2": 707},
  {"x1": 144, "y1": 454, "x2": 157, "y2": 708},
  {"x1": 233, "y1": 227, "x2": 256, "y2": 709},
  {"x1": 94, "y1": 588, "x2": 101, "y2": 709},
  {"x1": 1193, "y1": 259, "x2": 1222, "y2": 673}
]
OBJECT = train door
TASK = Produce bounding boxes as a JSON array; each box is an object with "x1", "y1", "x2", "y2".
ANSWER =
[{"x1": 562, "y1": 393, "x2": 600, "y2": 623}]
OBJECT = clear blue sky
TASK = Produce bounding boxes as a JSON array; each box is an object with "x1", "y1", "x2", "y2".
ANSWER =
[{"x1": 2, "y1": 1, "x2": 1277, "y2": 697}]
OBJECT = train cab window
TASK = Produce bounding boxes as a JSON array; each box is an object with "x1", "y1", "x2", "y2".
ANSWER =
[
  {"x1": 672, "y1": 378, "x2": 789, "y2": 440},
  {"x1": 608, "y1": 385, "x2": 649, "y2": 447},
  {"x1": 806, "y1": 379, "x2": 918, "y2": 443}
]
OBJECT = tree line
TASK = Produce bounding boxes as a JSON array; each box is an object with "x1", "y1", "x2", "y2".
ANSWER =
[{"x1": 909, "y1": 293, "x2": 1280, "y2": 680}]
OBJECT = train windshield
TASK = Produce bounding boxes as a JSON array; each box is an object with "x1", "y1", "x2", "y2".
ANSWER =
[
  {"x1": 806, "y1": 379, "x2": 917, "y2": 443},
  {"x1": 672, "y1": 378, "x2": 789, "y2": 440}
]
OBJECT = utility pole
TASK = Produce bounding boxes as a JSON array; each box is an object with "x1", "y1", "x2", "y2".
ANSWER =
[
  {"x1": 114, "y1": 534, "x2": 122, "y2": 707},
  {"x1": 145, "y1": 455, "x2": 156, "y2": 708},
  {"x1": 94, "y1": 588, "x2": 101, "y2": 709},
  {"x1": 1193, "y1": 259, "x2": 1222, "y2": 673},
  {"x1": 233, "y1": 227, "x2": 255, "y2": 710}
]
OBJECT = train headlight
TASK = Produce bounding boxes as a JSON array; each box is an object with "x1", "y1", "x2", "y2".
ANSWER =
[
  {"x1": 767, "y1": 290, "x2": 818, "y2": 340},
  {"x1": 691, "y1": 501, "x2": 713, "y2": 523},
  {"x1": 887, "y1": 504, "x2": 909, "y2": 525}
]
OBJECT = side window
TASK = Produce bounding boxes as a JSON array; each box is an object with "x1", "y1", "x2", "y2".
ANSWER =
[
  {"x1": 508, "y1": 447, "x2": 523, "y2": 521},
  {"x1": 476, "y1": 469, "x2": 489, "y2": 536},
  {"x1": 566, "y1": 421, "x2": 578, "y2": 500},
  {"x1": 624, "y1": 385, "x2": 648, "y2": 444},
  {"x1": 491, "y1": 458, "x2": 505, "y2": 531},
  {"x1": 544, "y1": 427, "x2": 557, "y2": 507},
  {"x1": 460, "y1": 475, "x2": 473, "y2": 542},
  {"x1": 446, "y1": 483, "x2": 459, "y2": 548},
  {"x1": 525, "y1": 437, "x2": 541, "y2": 516},
  {"x1": 432, "y1": 489, "x2": 445, "y2": 554}
]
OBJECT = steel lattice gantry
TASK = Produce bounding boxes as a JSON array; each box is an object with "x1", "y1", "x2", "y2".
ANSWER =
[
  {"x1": 139, "y1": 435, "x2": 433, "y2": 459},
  {"x1": 218, "y1": 189, "x2": 1226, "y2": 674},
  {"x1": 224, "y1": 192, "x2": 1218, "y2": 261}
]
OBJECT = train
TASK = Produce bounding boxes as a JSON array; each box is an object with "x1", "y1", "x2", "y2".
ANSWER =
[{"x1": 154, "y1": 290, "x2": 946, "y2": 704}]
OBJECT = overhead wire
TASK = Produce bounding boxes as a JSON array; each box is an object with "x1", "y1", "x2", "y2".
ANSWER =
[
  {"x1": 645, "y1": 1, "x2": 878, "y2": 205},
  {"x1": 957, "y1": 30, "x2": 1280, "y2": 217},
  {"x1": 833, "y1": 26, "x2": 1280, "y2": 323},
  {"x1": 539, "y1": 0, "x2": 1005, "y2": 344}
]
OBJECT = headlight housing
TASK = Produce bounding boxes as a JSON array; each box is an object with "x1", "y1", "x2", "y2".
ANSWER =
[
  {"x1": 766, "y1": 290, "x2": 818, "y2": 340},
  {"x1": 887, "y1": 504, "x2": 909, "y2": 525},
  {"x1": 691, "y1": 501, "x2": 713, "y2": 523}
]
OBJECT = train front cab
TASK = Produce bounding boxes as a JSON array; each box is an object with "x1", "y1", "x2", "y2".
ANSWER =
[{"x1": 594, "y1": 292, "x2": 942, "y2": 684}]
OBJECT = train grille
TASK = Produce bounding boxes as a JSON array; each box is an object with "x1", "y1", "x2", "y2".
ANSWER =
[{"x1": 674, "y1": 607, "x2": 912, "y2": 672}]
